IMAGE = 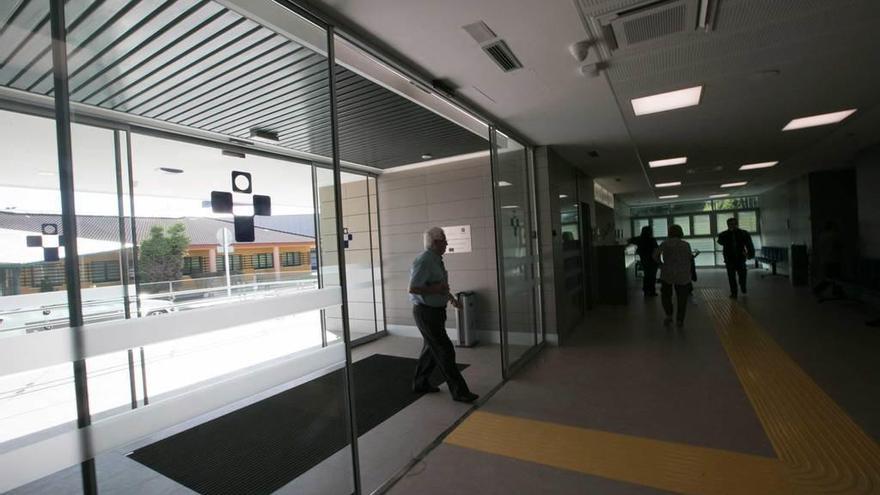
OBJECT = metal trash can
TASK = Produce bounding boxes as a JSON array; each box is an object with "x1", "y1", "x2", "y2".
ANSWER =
[{"x1": 456, "y1": 291, "x2": 478, "y2": 347}]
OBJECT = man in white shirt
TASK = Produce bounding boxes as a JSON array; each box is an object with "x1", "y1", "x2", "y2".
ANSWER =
[{"x1": 655, "y1": 224, "x2": 693, "y2": 327}]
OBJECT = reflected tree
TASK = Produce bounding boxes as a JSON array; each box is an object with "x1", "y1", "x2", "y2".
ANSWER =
[{"x1": 139, "y1": 223, "x2": 190, "y2": 283}]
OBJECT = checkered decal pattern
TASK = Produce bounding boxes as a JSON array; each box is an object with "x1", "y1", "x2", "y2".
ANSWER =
[
  {"x1": 26, "y1": 223, "x2": 64, "y2": 261},
  {"x1": 211, "y1": 171, "x2": 272, "y2": 242}
]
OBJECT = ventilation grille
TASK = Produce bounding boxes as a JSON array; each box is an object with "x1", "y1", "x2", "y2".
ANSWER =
[
  {"x1": 622, "y1": 3, "x2": 687, "y2": 44},
  {"x1": 463, "y1": 21, "x2": 524, "y2": 73},
  {"x1": 482, "y1": 40, "x2": 523, "y2": 72},
  {"x1": 596, "y1": 0, "x2": 703, "y2": 51}
]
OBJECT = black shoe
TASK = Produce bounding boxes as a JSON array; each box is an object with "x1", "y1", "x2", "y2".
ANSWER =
[
  {"x1": 413, "y1": 384, "x2": 441, "y2": 394},
  {"x1": 452, "y1": 392, "x2": 479, "y2": 403}
]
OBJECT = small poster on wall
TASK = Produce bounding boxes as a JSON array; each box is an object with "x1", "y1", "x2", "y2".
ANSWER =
[{"x1": 441, "y1": 225, "x2": 472, "y2": 254}]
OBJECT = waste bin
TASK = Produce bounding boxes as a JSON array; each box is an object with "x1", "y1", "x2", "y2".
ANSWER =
[{"x1": 456, "y1": 291, "x2": 478, "y2": 347}]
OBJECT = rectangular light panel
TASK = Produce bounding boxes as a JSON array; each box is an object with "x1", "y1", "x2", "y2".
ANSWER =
[
  {"x1": 739, "y1": 161, "x2": 778, "y2": 171},
  {"x1": 658, "y1": 195, "x2": 679, "y2": 199},
  {"x1": 721, "y1": 181, "x2": 747, "y2": 188},
  {"x1": 710, "y1": 193, "x2": 730, "y2": 198},
  {"x1": 648, "y1": 157, "x2": 687, "y2": 168},
  {"x1": 782, "y1": 109, "x2": 856, "y2": 131},
  {"x1": 655, "y1": 181, "x2": 682, "y2": 188},
  {"x1": 631, "y1": 86, "x2": 703, "y2": 116}
]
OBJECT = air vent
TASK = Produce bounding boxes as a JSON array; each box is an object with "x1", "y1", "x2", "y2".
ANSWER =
[
  {"x1": 463, "y1": 21, "x2": 523, "y2": 73},
  {"x1": 595, "y1": 0, "x2": 708, "y2": 51},
  {"x1": 482, "y1": 40, "x2": 523, "y2": 72}
]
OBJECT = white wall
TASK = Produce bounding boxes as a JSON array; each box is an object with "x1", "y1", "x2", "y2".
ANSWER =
[{"x1": 378, "y1": 156, "x2": 499, "y2": 336}]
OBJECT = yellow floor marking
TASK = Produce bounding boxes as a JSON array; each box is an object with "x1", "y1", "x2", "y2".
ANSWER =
[
  {"x1": 446, "y1": 410, "x2": 792, "y2": 495},
  {"x1": 442, "y1": 288, "x2": 880, "y2": 494},
  {"x1": 701, "y1": 288, "x2": 880, "y2": 494}
]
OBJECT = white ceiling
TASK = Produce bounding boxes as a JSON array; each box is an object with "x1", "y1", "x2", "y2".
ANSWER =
[{"x1": 303, "y1": 0, "x2": 880, "y2": 205}]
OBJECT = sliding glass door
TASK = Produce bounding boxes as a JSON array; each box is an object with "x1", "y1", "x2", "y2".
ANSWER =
[{"x1": 491, "y1": 130, "x2": 542, "y2": 376}]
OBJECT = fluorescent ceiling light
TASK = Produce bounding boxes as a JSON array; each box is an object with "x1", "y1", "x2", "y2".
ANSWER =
[
  {"x1": 655, "y1": 181, "x2": 682, "y2": 188},
  {"x1": 648, "y1": 157, "x2": 687, "y2": 168},
  {"x1": 721, "y1": 181, "x2": 747, "y2": 188},
  {"x1": 249, "y1": 129, "x2": 280, "y2": 142},
  {"x1": 501, "y1": 205, "x2": 518, "y2": 209},
  {"x1": 559, "y1": 194, "x2": 568, "y2": 198},
  {"x1": 782, "y1": 109, "x2": 856, "y2": 131},
  {"x1": 658, "y1": 195, "x2": 679, "y2": 199},
  {"x1": 631, "y1": 86, "x2": 703, "y2": 116},
  {"x1": 739, "y1": 161, "x2": 778, "y2": 171},
  {"x1": 710, "y1": 193, "x2": 730, "y2": 198},
  {"x1": 498, "y1": 181, "x2": 512, "y2": 187}
]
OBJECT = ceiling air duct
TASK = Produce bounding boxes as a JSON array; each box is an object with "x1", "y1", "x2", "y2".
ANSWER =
[{"x1": 463, "y1": 21, "x2": 524, "y2": 73}]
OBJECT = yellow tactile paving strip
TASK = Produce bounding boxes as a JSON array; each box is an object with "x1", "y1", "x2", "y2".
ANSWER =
[
  {"x1": 446, "y1": 410, "x2": 792, "y2": 495},
  {"x1": 443, "y1": 288, "x2": 880, "y2": 494},
  {"x1": 702, "y1": 288, "x2": 880, "y2": 494}
]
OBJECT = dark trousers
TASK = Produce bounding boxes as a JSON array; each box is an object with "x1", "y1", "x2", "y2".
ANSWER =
[
  {"x1": 725, "y1": 260, "x2": 747, "y2": 295},
  {"x1": 412, "y1": 305, "x2": 470, "y2": 397},
  {"x1": 661, "y1": 281, "x2": 691, "y2": 323},
  {"x1": 641, "y1": 259, "x2": 658, "y2": 295}
]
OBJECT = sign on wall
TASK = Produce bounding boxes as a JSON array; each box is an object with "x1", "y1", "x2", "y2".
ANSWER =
[{"x1": 441, "y1": 225, "x2": 471, "y2": 254}]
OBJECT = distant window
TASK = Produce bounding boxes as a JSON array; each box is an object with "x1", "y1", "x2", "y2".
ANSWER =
[
  {"x1": 216, "y1": 254, "x2": 243, "y2": 272},
  {"x1": 89, "y1": 260, "x2": 121, "y2": 283},
  {"x1": 281, "y1": 251, "x2": 302, "y2": 267},
  {"x1": 182, "y1": 256, "x2": 206, "y2": 275},
  {"x1": 28, "y1": 263, "x2": 65, "y2": 288},
  {"x1": 253, "y1": 253, "x2": 274, "y2": 269}
]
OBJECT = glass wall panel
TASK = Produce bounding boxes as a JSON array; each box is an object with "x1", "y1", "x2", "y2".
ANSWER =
[
  {"x1": 492, "y1": 132, "x2": 539, "y2": 373},
  {"x1": 0, "y1": 0, "x2": 83, "y2": 458},
  {"x1": 693, "y1": 214, "x2": 711, "y2": 236},
  {"x1": 0, "y1": 1, "x2": 358, "y2": 492},
  {"x1": 674, "y1": 216, "x2": 691, "y2": 236},
  {"x1": 652, "y1": 217, "x2": 668, "y2": 238}
]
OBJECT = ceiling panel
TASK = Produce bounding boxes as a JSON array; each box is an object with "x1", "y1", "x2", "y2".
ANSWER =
[{"x1": 0, "y1": 0, "x2": 487, "y2": 169}]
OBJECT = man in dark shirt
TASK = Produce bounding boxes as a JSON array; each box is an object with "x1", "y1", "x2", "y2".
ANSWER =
[{"x1": 717, "y1": 218, "x2": 755, "y2": 299}]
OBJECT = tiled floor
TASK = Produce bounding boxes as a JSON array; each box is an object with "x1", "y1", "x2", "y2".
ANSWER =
[
  {"x1": 10, "y1": 335, "x2": 501, "y2": 494},
  {"x1": 389, "y1": 269, "x2": 880, "y2": 494}
]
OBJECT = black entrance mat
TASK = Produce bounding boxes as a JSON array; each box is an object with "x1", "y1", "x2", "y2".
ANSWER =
[{"x1": 129, "y1": 353, "x2": 468, "y2": 495}]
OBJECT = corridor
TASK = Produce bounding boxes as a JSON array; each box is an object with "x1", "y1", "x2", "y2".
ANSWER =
[{"x1": 390, "y1": 270, "x2": 880, "y2": 494}]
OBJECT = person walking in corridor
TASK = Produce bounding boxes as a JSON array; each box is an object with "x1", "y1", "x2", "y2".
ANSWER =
[
  {"x1": 409, "y1": 227, "x2": 479, "y2": 403},
  {"x1": 628, "y1": 226, "x2": 659, "y2": 297},
  {"x1": 717, "y1": 217, "x2": 755, "y2": 299},
  {"x1": 655, "y1": 224, "x2": 693, "y2": 327}
]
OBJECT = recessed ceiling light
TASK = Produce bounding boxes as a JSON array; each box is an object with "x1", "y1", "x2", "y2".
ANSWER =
[
  {"x1": 421, "y1": 153, "x2": 433, "y2": 160},
  {"x1": 157, "y1": 167, "x2": 184, "y2": 174},
  {"x1": 655, "y1": 181, "x2": 682, "y2": 188},
  {"x1": 782, "y1": 109, "x2": 856, "y2": 131},
  {"x1": 710, "y1": 193, "x2": 730, "y2": 198},
  {"x1": 498, "y1": 181, "x2": 512, "y2": 187},
  {"x1": 631, "y1": 86, "x2": 703, "y2": 116},
  {"x1": 648, "y1": 157, "x2": 687, "y2": 168},
  {"x1": 501, "y1": 205, "x2": 518, "y2": 209},
  {"x1": 721, "y1": 181, "x2": 747, "y2": 188},
  {"x1": 559, "y1": 194, "x2": 568, "y2": 199},
  {"x1": 658, "y1": 195, "x2": 679, "y2": 199},
  {"x1": 739, "y1": 161, "x2": 778, "y2": 170},
  {"x1": 249, "y1": 128, "x2": 280, "y2": 142}
]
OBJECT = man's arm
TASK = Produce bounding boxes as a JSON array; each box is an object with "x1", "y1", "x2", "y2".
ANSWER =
[{"x1": 744, "y1": 231, "x2": 756, "y2": 259}]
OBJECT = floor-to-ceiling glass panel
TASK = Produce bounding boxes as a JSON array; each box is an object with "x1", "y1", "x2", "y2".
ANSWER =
[
  {"x1": 492, "y1": 132, "x2": 539, "y2": 373},
  {"x1": 674, "y1": 216, "x2": 691, "y2": 236},
  {"x1": 0, "y1": 0, "x2": 357, "y2": 492}
]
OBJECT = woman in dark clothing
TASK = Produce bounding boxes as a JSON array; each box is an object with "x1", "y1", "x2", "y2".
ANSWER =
[{"x1": 629, "y1": 226, "x2": 659, "y2": 296}]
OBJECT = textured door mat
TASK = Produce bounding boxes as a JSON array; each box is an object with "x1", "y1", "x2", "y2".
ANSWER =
[{"x1": 129, "y1": 353, "x2": 467, "y2": 494}]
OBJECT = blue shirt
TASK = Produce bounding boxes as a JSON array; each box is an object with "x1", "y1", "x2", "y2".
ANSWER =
[{"x1": 409, "y1": 250, "x2": 448, "y2": 307}]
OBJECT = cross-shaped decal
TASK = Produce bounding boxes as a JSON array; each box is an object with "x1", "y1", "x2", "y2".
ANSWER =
[
  {"x1": 26, "y1": 223, "x2": 64, "y2": 261},
  {"x1": 343, "y1": 228, "x2": 353, "y2": 249},
  {"x1": 510, "y1": 215, "x2": 522, "y2": 237},
  {"x1": 211, "y1": 171, "x2": 271, "y2": 242}
]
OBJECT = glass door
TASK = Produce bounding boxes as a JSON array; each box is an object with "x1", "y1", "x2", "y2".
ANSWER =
[{"x1": 491, "y1": 130, "x2": 541, "y2": 376}]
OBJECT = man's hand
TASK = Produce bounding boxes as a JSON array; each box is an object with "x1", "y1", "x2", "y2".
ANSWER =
[{"x1": 449, "y1": 294, "x2": 462, "y2": 309}]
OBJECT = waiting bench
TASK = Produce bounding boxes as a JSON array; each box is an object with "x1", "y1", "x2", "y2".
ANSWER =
[{"x1": 756, "y1": 246, "x2": 788, "y2": 277}]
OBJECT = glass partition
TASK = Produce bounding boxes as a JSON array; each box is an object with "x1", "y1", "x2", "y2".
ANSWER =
[
  {"x1": 491, "y1": 131, "x2": 540, "y2": 375},
  {"x1": 0, "y1": 1, "x2": 358, "y2": 493}
]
